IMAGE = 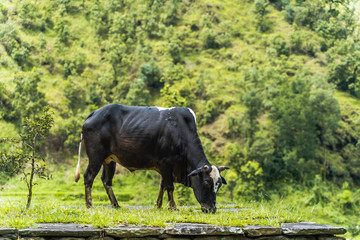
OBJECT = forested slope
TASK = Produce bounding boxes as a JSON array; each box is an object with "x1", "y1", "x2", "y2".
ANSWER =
[{"x1": 1, "y1": 0, "x2": 360, "y2": 234}]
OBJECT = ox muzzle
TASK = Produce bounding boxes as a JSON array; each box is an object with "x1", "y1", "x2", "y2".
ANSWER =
[{"x1": 201, "y1": 204, "x2": 217, "y2": 213}]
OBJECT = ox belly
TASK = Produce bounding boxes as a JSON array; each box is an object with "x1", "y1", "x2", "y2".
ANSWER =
[{"x1": 104, "y1": 154, "x2": 160, "y2": 173}]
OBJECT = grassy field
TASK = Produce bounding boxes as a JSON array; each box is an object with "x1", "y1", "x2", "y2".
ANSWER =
[
  {"x1": 0, "y1": 160, "x2": 359, "y2": 239},
  {"x1": 0, "y1": 202, "x2": 303, "y2": 229},
  {"x1": 0, "y1": 162, "x2": 302, "y2": 228}
]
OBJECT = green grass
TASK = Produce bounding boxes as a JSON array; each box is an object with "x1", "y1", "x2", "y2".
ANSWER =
[
  {"x1": 0, "y1": 162, "x2": 303, "y2": 229},
  {"x1": 0, "y1": 201, "x2": 303, "y2": 229},
  {"x1": 0, "y1": 163, "x2": 358, "y2": 239}
]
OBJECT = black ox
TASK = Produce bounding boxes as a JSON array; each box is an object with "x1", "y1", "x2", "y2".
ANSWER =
[{"x1": 75, "y1": 104, "x2": 229, "y2": 213}]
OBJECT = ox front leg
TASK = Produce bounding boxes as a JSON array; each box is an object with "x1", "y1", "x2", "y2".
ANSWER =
[
  {"x1": 167, "y1": 188, "x2": 177, "y2": 210},
  {"x1": 102, "y1": 161, "x2": 120, "y2": 208},
  {"x1": 159, "y1": 160, "x2": 177, "y2": 210},
  {"x1": 155, "y1": 180, "x2": 165, "y2": 208}
]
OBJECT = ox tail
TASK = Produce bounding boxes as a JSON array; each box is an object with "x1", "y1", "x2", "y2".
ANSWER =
[{"x1": 75, "y1": 133, "x2": 83, "y2": 182}]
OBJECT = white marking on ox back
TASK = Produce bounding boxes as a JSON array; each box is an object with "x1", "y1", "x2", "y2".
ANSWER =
[
  {"x1": 210, "y1": 166, "x2": 221, "y2": 193},
  {"x1": 188, "y1": 108, "x2": 197, "y2": 122},
  {"x1": 156, "y1": 107, "x2": 175, "y2": 111}
]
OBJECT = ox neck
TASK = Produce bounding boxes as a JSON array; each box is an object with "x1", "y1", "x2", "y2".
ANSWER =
[{"x1": 187, "y1": 140, "x2": 211, "y2": 171}]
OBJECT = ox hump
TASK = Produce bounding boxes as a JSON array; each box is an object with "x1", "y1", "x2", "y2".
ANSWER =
[
  {"x1": 187, "y1": 108, "x2": 196, "y2": 122},
  {"x1": 210, "y1": 166, "x2": 221, "y2": 193},
  {"x1": 156, "y1": 107, "x2": 175, "y2": 111}
]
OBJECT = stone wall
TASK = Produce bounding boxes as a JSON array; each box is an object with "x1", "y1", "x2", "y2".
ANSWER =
[{"x1": 0, "y1": 222, "x2": 346, "y2": 240}]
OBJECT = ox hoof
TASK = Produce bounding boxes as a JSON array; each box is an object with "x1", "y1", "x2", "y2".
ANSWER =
[
  {"x1": 168, "y1": 207, "x2": 178, "y2": 211},
  {"x1": 113, "y1": 204, "x2": 121, "y2": 209}
]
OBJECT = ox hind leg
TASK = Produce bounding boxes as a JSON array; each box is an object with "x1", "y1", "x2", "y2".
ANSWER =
[
  {"x1": 84, "y1": 148, "x2": 108, "y2": 208},
  {"x1": 101, "y1": 161, "x2": 120, "y2": 208}
]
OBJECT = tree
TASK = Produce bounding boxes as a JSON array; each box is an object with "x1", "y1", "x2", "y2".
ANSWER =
[
  {"x1": 241, "y1": 66, "x2": 263, "y2": 147},
  {"x1": 161, "y1": 0, "x2": 180, "y2": 26},
  {"x1": 0, "y1": 108, "x2": 54, "y2": 208},
  {"x1": 105, "y1": 40, "x2": 127, "y2": 82},
  {"x1": 160, "y1": 84, "x2": 187, "y2": 108},
  {"x1": 64, "y1": 77, "x2": 86, "y2": 114},
  {"x1": 139, "y1": 62, "x2": 163, "y2": 88},
  {"x1": 269, "y1": 72, "x2": 340, "y2": 182},
  {"x1": 12, "y1": 69, "x2": 48, "y2": 128},
  {"x1": 0, "y1": 82, "x2": 13, "y2": 121},
  {"x1": 125, "y1": 78, "x2": 151, "y2": 106},
  {"x1": 253, "y1": 0, "x2": 270, "y2": 32},
  {"x1": 242, "y1": 89, "x2": 262, "y2": 147}
]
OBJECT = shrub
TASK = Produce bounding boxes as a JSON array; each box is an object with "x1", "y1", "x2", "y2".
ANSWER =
[
  {"x1": 204, "y1": 100, "x2": 218, "y2": 123},
  {"x1": 139, "y1": 62, "x2": 163, "y2": 88},
  {"x1": 271, "y1": 35, "x2": 289, "y2": 56},
  {"x1": 290, "y1": 31, "x2": 320, "y2": 56},
  {"x1": 0, "y1": 21, "x2": 19, "y2": 55},
  {"x1": 0, "y1": 3, "x2": 8, "y2": 23},
  {"x1": 125, "y1": 78, "x2": 151, "y2": 106},
  {"x1": 62, "y1": 53, "x2": 87, "y2": 78},
  {"x1": 160, "y1": 84, "x2": 187, "y2": 107},
  {"x1": 11, "y1": 43, "x2": 30, "y2": 66},
  {"x1": 200, "y1": 27, "x2": 219, "y2": 49}
]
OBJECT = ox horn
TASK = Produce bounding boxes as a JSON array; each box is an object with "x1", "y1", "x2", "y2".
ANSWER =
[
  {"x1": 188, "y1": 167, "x2": 203, "y2": 177},
  {"x1": 203, "y1": 165, "x2": 211, "y2": 173},
  {"x1": 218, "y1": 166, "x2": 230, "y2": 172}
]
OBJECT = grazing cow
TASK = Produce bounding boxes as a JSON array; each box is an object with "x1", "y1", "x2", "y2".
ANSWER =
[{"x1": 75, "y1": 104, "x2": 228, "y2": 213}]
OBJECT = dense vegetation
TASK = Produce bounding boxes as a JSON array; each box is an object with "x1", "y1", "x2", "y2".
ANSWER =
[{"x1": 1, "y1": 0, "x2": 360, "y2": 238}]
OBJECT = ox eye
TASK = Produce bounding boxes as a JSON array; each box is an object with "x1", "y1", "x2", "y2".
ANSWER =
[{"x1": 203, "y1": 180, "x2": 211, "y2": 188}]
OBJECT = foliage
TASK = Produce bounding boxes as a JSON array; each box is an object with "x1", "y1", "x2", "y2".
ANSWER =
[
  {"x1": 11, "y1": 69, "x2": 48, "y2": 127},
  {"x1": 125, "y1": 78, "x2": 151, "y2": 106},
  {"x1": 0, "y1": 108, "x2": 54, "y2": 208},
  {"x1": 253, "y1": 0, "x2": 270, "y2": 32},
  {"x1": 160, "y1": 84, "x2": 187, "y2": 108}
]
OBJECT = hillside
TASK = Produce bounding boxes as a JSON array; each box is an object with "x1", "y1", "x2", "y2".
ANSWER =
[{"x1": 1, "y1": 0, "x2": 360, "y2": 238}]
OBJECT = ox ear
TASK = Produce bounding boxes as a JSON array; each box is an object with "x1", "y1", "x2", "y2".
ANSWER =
[
  {"x1": 218, "y1": 166, "x2": 230, "y2": 172},
  {"x1": 188, "y1": 167, "x2": 203, "y2": 177},
  {"x1": 221, "y1": 176, "x2": 227, "y2": 185}
]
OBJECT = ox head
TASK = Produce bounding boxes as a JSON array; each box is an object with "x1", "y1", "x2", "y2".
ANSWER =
[{"x1": 188, "y1": 165, "x2": 229, "y2": 213}]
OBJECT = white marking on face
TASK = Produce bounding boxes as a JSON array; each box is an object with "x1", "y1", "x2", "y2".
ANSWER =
[
  {"x1": 156, "y1": 107, "x2": 175, "y2": 111},
  {"x1": 188, "y1": 108, "x2": 197, "y2": 122},
  {"x1": 210, "y1": 166, "x2": 221, "y2": 193}
]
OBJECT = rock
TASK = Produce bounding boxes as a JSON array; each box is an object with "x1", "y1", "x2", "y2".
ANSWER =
[
  {"x1": 317, "y1": 236, "x2": 346, "y2": 240},
  {"x1": 120, "y1": 238, "x2": 161, "y2": 240},
  {"x1": 0, "y1": 235, "x2": 17, "y2": 240},
  {"x1": 0, "y1": 228, "x2": 18, "y2": 240},
  {"x1": 164, "y1": 223, "x2": 243, "y2": 236},
  {"x1": 19, "y1": 238, "x2": 46, "y2": 240},
  {"x1": 88, "y1": 237, "x2": 114, "y2": 240},
  {"x1": 288, "y1": 237, "x2": 316, "y2": 240},
  {"x1": 255, "y1": 237, "x2": 316, "y2": 240},
  {"x1": 163, "y1": 238, "x2": 192, "y2": 240},
  {"x1": 243, "y1": 225, "x2": 282, "y2": 237},
  {"x1": 58, "y1": 238, "x2": 86, "y2": 240},
  {"x1": 105, "y1": 226, "x2": 164, "y2": 238},
  {"x1": 19, "y1": 224, "x2": 102, "y2": 237},
  {"x1": 281, "y1": 222, "x2": 347, "y2": 236},
  {"x1": 258, "y1": 237, "x2": 290, "y2": 240},
  {"x1": 0, "y1": 229, "x2": 17, "y2": 236},
  {"x1": 193, "y1": 236, "x2": 247, "y2": 240}
]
